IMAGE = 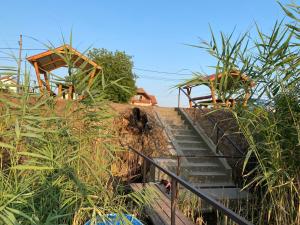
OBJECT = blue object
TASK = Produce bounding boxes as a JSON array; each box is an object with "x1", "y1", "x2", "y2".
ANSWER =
[{"x1": 84, "y1": 214, "x2": 143, "y2": 225}]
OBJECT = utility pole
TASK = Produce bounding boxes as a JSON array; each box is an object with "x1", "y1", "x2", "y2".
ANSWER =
[{"x1": 17, "y1": 34, "x2": 22, "y2": 93}]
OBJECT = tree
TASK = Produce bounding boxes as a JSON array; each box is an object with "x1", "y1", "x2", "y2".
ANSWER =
[{"x1": 88, "y1": 48, "x2": 136, "y2": 103}]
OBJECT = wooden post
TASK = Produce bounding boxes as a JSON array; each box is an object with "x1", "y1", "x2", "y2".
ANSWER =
[
  {"x1": 68, "y1": 85, "x2": 73, "y2": 100},
  {"x1": 88, "y1": 68, "x2": 96, "y2": 87},
  {"x1": 193, "y1": 107, "x2": 196, "y2": 124},
  {"x1": 225, "y1": 99, "x2": 230, "y2": 107},
  {"x1": 171, "y1": 178, "x2": 177, "y2": 225},
  {"x1": 177, "y1": 88, "x2": 181, "y2": 108},
  {"x1": 210, "y1": 80, "x2": 217, "y2": 107},
  {"x1": 17, "y1": 34, "x2": 22, "y2": 93},
  {"x1": 33, "y1": 61, "x2": 43, "y2": 94},
  {"x1": 243, "y1": 89, "x2": 250, "y2": 107},
  {"x1": 232, "y1": 99, "x2": 236, "y2": 108},
  {"x1": 58, "y1": 84, "x2": 62, "y2": 97},
  {"x1": 187, "y1": 87, "x2": 192, "y2": 108},
  {"x1": 43, "y1": 72, "x2": 51, "y2": 94}
]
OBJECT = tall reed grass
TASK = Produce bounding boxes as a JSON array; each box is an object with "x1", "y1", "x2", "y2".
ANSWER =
[
  {"x1": 0, "y1": 41, "x2": 151, "y2": 225},
  {"x1": 180, "y1": 2, "x2": 299, "y2": 224}
]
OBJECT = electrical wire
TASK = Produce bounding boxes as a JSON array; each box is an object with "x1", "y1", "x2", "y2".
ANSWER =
[
  {"x1": 0, "y1": 45, "x2": 194, "y2": 81},
  {"x1": 133, "y1": 67, "x2": 192, "y2": 76},
  {"x1": 0, "y1": 47, "x2": 47, "y2": 51},
  {"x1": 136, "y1": 74, "x2": 186, "y2": 81}
]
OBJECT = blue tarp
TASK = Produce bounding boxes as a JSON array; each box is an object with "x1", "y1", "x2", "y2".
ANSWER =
[{"x1": 84, "y1": 214, "x2": 143, "y2": 225}]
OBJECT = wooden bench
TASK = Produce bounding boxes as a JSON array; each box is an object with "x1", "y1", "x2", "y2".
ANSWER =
[
  {"x1": 192, "y1": 98, "x2": 236, "y2": 108},
  {"x1": 130, "y1": 183, "x2": 194, "y2": 225}
]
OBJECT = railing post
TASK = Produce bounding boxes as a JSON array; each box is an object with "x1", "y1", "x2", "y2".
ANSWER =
[
  {"x1": 142, "y1": 158, "x2": 147, "y2": 187},
  {"x1": 176, "y1": 156, "x2": 181, "y2": 199},
  {"x1": 216, "y1": 127, "x2": 219, "y2": 154},
  {"x1": 127, "y1": 150, "x2": 130, "y2": 184},
  {"x1": 193, "y1": 107, "x2": 196, "y2": 124},
  {"x1": 171, "y1": 177, "x2": 177, "y2": 225},
  {"x1": 176, "y1": 156, "x2": 181, "y2": 177},
  {"x1": 178, "y1": 88, "x2": 181, "y2": 108}
]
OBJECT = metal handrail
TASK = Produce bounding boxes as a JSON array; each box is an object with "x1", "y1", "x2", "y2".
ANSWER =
[
  {"x1": 126, "y1": 145, "x2": 253, "y2": 225},
  {"x1": 152, "y1": 154, "x2": 246, "y2": 159},
  {"x1": 179, "y1": 87, "x2": 245, "y2": 156}
]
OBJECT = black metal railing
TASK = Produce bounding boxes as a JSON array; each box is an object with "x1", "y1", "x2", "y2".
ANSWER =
[
  {"x1": 178, "y1": 87, "x2": 245, "y2": 156},
  {"x1": 125, "y1": 144, "x2": 253, "y2": 225}
]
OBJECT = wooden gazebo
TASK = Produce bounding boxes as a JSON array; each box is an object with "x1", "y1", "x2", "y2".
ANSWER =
[
  {"x1": 27, "y1": 44, "x2": 102, "y2": 99},
  {"x1": 179, "y1": 70, "x2": 254, "y2": 108}
]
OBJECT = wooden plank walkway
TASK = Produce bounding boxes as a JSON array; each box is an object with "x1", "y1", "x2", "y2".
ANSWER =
[{"x1": 130, "y1": 183, "x2": 194, "y2": 225}]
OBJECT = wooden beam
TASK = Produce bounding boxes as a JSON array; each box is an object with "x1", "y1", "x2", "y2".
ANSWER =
[
  {"x1": 41, "y1": 57, "x2": 65, "y2": 69},
  {"x1": 33, "y1": 61, "x2": 44, "y2": 94}
]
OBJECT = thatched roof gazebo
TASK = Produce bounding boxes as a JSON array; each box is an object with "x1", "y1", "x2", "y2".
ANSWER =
[
  {"x1": 178, "y1": 70, "x2": 255, "y2": 108},
  {"x1": 27, "y1": 44, "x2": 102, "y2": 99}
]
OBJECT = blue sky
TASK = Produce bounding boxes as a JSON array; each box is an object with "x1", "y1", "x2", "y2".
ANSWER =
[{"x1": 0, "y1": 0, "x2": 290, "y2": 106}]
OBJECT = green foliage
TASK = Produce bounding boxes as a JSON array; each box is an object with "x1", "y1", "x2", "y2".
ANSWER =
[
  {"x1": 0, "y1": 48, "x2": 151, "y2": 224},
  {"x1": 88, "y1": 48, "x2": 136, "y2": 103},
  {"x1": 180, "y1": 2, "x2": 300, "y2": 224},
  {"x1": 178, "y1": 29, "x2": 252, "y2": 105}
]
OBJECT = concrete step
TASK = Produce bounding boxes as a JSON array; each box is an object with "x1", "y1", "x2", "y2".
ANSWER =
[
  {"x1": 165, "y1": 121, "x2": 187, "y2": 126},
  {"x1": 167, "y1": 161, "x2": 227, "y2": 173},
  {"x1": 180, "y1": 162, "x2": 224, "y2": 172},
  {"x1": 170, "y1": 129, "x2": 196, "y2": 136},
  {"x1": 190, "y1": 182, "x2": 236, "y2": 188},
  {"x1": 200, "y1": 187, "x2": 250, "y2": 200},
  {"x1": 176, "y1": 140, "x2": 208, "y2": 148},
  {"x1": 174, "y1": 135, "x2": 200, "y2": 141},
  {"x1": 180, "y1": 147, "x2": 211, "y2": 155},
  {"x1": 169, "y1": 124, "x2": 193, "y2": 130},
  {"x1": 190, "y1": 170, "x2": 231, "y2": 177},
  {"x1": 156, "y1": 111, "x2": 178, "y2": 117},
  {"x1": 187, "y1": 171, "x2": 230, "y2": 183},
  {"x1": 155, "y1": 107, "x2": 248, "y2": 203},
  {"x1": 186, "y1": 156, "x2": 221, "y2": 164},
  {"x1": 160, "y1": 114, "x2": 181, "y2": 118}
]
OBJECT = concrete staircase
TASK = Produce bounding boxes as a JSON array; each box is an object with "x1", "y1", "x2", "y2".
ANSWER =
[{"x1": 155, "y1": 107, "x2": 249, "y2": 201}]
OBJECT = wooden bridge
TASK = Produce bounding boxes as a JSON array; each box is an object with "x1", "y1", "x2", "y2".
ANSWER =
[{"x1": 130, "y1": 183, "x2": 194, "y2": 225}]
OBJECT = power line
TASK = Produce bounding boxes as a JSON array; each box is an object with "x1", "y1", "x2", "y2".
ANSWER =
[
  {"x1": 0, "y1": 47, "x2": 47, "y2": 51},
  {"x1": 0, "y1": 45, "x2": 194, "y2": 80},
  {"x1": 137, "y1": 74, "x2": 186, "y2": 81},
  {"x1": 133, "y1": 67, "x2": 193, "y2": 76}
]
